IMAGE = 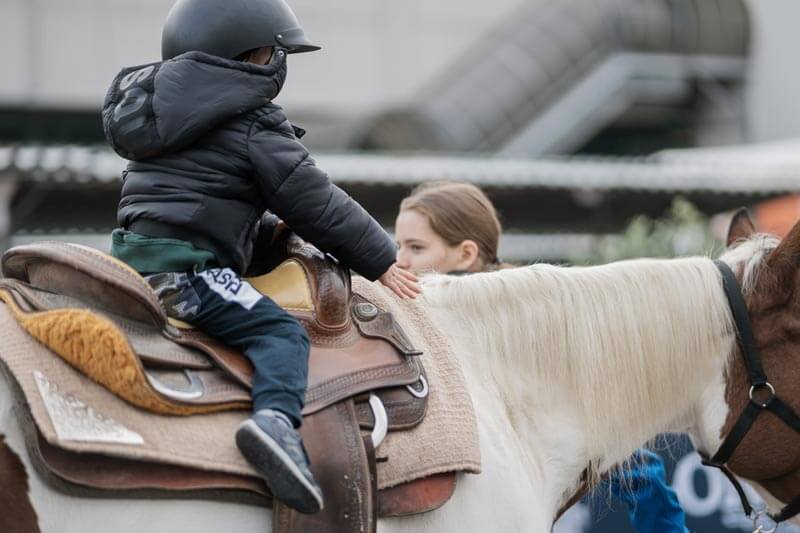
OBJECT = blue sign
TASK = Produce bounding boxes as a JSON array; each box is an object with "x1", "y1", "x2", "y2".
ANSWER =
[{"x1": 554, "y1": 436, "x2": 800, "y2": 532}]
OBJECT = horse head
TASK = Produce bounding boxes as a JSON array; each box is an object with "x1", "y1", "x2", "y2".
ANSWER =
[{"x1": 703, "y1": 210, "x2": 800, "y2": 527}]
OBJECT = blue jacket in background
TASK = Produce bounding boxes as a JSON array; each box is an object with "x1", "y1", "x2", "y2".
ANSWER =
[{"x1": 604, "y1": 449, "x2": 689, "y2": 533}]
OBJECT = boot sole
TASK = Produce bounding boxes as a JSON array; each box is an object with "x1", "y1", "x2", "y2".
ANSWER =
[{"x1": 236, "y1": 419, "x2": 323, "y2": 514}]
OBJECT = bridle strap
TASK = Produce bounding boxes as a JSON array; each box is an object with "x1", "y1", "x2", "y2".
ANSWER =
[
  {"x1": 768, "y1": 396, "x2": 800, "y2": 431},
  {"x1": 715, "y1": 260, "x2": 768, "y2": 386},
  {"x1": 700, "y1": 457, "x2": 756, "y2": 517},
  {"x1": 773, "y1": 495, "x2": 800, "y2": 524},
  {"x1": 706, "y1": 260, "x2": 800, "y2": 526},
  {"x1": 705, "y1": 401, "x2": 761, "y2": 465}
]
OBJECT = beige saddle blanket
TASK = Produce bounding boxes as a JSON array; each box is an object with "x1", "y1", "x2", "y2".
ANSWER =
[{"x1": 0, "y1": 276, "x2": 481, "y2": 491}]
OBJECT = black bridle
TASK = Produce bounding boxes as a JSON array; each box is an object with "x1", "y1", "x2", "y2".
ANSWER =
[{"x1": 703, "y1": 261, "x2": 800, "y2": 531}]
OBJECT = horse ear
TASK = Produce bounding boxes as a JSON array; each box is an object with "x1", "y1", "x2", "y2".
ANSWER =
[
  {"x1": 767, "y1": 217, "x2": 800, "y2": 284},
  {"x1": 726, "y1": 208, "x2": 757, "y2": 247}
]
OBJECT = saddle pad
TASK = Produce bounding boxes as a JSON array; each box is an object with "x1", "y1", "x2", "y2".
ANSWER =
[
  {"x1": 0, "y1": 280, "x2": 480, "y2": 490},
  {"x1": 350, "y1": 277, "x2": 481, "y2": 488}
]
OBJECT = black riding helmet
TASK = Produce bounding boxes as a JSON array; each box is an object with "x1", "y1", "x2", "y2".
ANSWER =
[{"x1": 161, "y1": 0, "x2": 321, "y2": 60}]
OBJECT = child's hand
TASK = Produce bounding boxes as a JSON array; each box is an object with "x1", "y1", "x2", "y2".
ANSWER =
[{"x1": 379, "y1": 264, "x2": 421, "y2": 299}]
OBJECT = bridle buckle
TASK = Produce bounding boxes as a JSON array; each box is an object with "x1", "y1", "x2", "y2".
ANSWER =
[
  {"x1": 752, "y1": 509, "x2": 778, "y2": 533},
  {"x1": 749, "y1": 382, "x2": 776, "y2": 408}
]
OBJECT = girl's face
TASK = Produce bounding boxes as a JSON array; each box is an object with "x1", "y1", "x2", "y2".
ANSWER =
[{"x1": 395, "y1": 209, "x2": 477, "y2": 274}]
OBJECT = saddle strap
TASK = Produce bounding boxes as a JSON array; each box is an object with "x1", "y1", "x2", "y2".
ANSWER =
[{"x1": 273, "y1": 399, "x2": 377, "y2": 533}]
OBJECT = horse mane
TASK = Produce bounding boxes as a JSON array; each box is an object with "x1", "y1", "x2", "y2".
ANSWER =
[
  {"x1": 721, "y1": 234, "x2": 779, "y2": 295},
  {"x1": 420, "y1": 252, "x2": 765, "y2": 479}
]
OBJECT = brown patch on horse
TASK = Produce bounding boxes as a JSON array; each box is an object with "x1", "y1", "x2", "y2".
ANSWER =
[
  {"x1": 760, "y1": 468, "x2": 800, "y2": 506},
  {"x1": 0, "y1": 434, "x2": 41, "y2": 533},
  {"x1": 721, "y1": 217, "x2": 800, "y2": 485}
]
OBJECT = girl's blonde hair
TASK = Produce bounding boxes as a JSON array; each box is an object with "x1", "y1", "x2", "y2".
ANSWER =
[{"x1": 399, "y1": 182, "x2": 503, "y2": 270}]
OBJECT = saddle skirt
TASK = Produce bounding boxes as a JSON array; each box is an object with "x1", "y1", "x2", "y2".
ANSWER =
[{"x1": 0, "y1": 239, "x2": 481, "y2": 532}]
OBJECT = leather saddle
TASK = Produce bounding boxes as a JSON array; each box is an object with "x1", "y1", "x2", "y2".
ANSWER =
[{"x1": 0, "y1": 234, "x2": 456, "y2": 532}]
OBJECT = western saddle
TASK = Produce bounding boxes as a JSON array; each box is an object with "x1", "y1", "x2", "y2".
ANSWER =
[{"x1": 0, "y1": 234, "x2": 456, "y2": 533}]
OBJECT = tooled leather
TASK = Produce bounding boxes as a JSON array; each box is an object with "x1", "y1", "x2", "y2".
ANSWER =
[
  {"x1": 274, "y1": 400, "x2": 375, "y2": 533},
  {"x1": 5, "y1": 242, "x2": 165, "y2": 320},
  {"x1": 352, "y1": 294, "x2": 423, "y2": 357},
  {"x1": 303, "y1": 358, "x2": 420, "y2": 416},
  {"x1": 166, "y1": 323, "x2": 427, "y2": 420},
  {"x1": 355, "y1": 388, "x2": 428, "y2": 431},
  {"x1": 36, "y1": 262, "x2": 161, "y2": 325},
  {"x1": 0, "y1": 279, "x2": 212, "y2": 370},
  {"x1": 301, "y1": 320, "x2": 360, "y2": 348},
  {"x1": 168, "y1": 326, "x2": 422, "y2": 416},
  {"x1": 281, "y1": 234, "x2": 351, "y2": 331},
  {"x1": 2, "y1": 242, "x2": 166, "y2": 327},
  {"x1": 171, "y1": 329, "x2": 255, "y2": 389}
]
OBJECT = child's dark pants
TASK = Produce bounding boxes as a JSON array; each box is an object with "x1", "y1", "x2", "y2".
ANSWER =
[{"x1": 145, "y1": 267, "x2": 310, "y2": 427}]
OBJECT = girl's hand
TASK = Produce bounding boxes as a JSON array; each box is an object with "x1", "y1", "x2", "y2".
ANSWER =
[{"x1": 378, "y1": 264, "x2": 421, "y2": 299}]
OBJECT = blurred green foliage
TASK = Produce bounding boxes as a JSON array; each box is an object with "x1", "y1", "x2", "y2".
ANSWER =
[{"x1": 573, "y1": 197, "x2": 722, "y2": 265}]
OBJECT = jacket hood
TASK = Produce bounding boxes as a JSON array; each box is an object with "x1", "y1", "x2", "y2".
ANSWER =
[{"x1": 102, "y1": 50, "x2": 287, "y2": 160}]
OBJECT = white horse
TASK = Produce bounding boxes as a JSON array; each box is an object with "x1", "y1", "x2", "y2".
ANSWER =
[{"x1": 2, "y1": 215, "x2": 799, "y2": 532}]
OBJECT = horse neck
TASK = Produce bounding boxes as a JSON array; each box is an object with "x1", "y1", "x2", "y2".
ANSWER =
[{"x1": 422, "y1": 257, "x2": 735, "y2": 473}]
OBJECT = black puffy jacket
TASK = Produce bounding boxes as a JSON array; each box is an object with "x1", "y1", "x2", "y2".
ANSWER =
[{"x1": 102, "y1": 51, "x2": 396, "y2": 281}]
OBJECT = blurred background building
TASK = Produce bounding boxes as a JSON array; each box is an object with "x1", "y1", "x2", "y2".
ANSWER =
[
  {"x1": 2, "y1": 1, "x2": 800, "y2": 530},
  {"x1": 4, "y1": 0, "x2": 800, "y2": 263}
]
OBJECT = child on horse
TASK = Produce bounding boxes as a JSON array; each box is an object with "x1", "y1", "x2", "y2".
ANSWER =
[{"x1": 101, "y1": 0, "x2": 419, "y2": 515}]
